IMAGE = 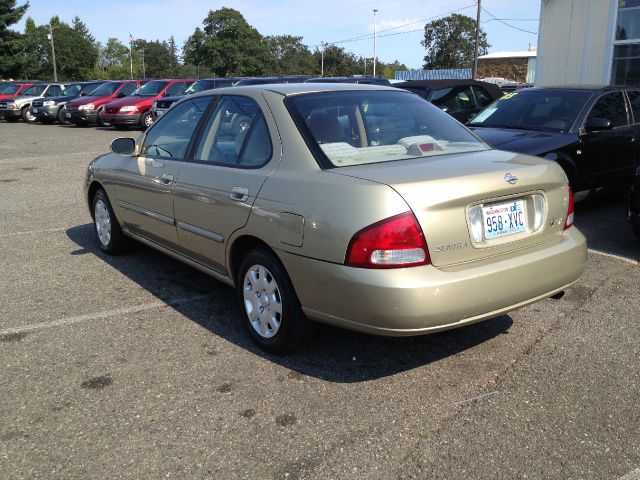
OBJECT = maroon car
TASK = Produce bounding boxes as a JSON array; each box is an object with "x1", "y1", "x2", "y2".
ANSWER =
[
  {"x1": 65, "y1": 80, "x2": 145, "y2": 126},
  {"x1": 100, "y1": 79, "x2": 194, "y2": 129}
]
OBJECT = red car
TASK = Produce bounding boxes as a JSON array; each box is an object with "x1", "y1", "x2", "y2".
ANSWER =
[
  {"x1": 100, "y1": 79, "x2": 194, "y2": 129},
  {"x1": 65, "y1": 80, "x2": 145, "y2": 126},
  {"x1": 0, "y1": 82, "x2": 34, "y2": 100}
]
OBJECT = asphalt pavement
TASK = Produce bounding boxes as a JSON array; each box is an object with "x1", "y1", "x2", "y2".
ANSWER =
[{"x1": 0, "y1": 121, "x2": 638, "y2": 479}]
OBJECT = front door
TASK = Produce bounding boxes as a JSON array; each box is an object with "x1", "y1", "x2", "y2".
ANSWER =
[
  {"x1": 173, "y1": 95, "x2": 278, "y2": 274},
  {"x1": 113, "y1": 96, "x2": 212, "y2": 250}
]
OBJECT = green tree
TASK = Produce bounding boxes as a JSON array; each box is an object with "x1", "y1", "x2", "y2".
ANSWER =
[
  {"x1": 199, "y1": 8, "x2": 274, "y2": 76},
  {"x1": 265, "y1": 35, "x2": 315, "y2": 75},
  {"x1": 97, "y1": 37, "x2": 129, "y2": 79},
  {"x1": 315, "y1": 44, "x2": 360, "y2": 76},
  {"x1": 134, "y1": 39, "x2": 174, "y2": 78},
  {"x1": 47, "y1": 16, "x2": 99, "y2": 80},
  {"x1": 421, "y1": 13, "x2": 489, "y2": 69},
  {"x1": 0, "y1": 0, "x2": 30, "y2": 78},
  {"x1": 166, "y1": 34, "x2": 180, "y2": 71}
]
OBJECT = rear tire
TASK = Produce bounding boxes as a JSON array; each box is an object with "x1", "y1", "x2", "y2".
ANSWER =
[
  {"x1": 92, "y1": 188, "x2": 132, "y2": 254},
  {"x1": 237, "y1": 248, "x2": 313, "y2": 354}
]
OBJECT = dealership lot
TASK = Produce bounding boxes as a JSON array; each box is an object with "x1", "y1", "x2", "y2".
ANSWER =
[{"x1": 0, "y1": 122, "x2": 639, "y2": 479}]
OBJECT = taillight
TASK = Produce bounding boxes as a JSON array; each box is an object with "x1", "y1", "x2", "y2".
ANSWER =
[
  {"x1": 564, "y1": 184, "x2": 574, "y2": 230},
  {"x1": 345, "y1": 212, "x2": 430, "y2": 268}
]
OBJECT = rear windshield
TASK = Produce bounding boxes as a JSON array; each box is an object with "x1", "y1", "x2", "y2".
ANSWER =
[
  {"x1": 132, "y1": 81, "x2": 169, "y2": 97},
  {"x1": 90, "y1": 82, "x2": 120, "y2": 97},
  {"x1": 468, "y1": 90, "x2": 593, "y2": 132},
  {"x1": 286, "y1": 90, "x2": 487, "y2": 168}
]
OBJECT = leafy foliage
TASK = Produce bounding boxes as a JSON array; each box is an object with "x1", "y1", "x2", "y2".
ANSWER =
[
  {"x1": 0, "y1": 0, "x2": 29, "y2": 78},
  {"x1": 421, "y1": 13, "x2": 489, "y2": 69}
]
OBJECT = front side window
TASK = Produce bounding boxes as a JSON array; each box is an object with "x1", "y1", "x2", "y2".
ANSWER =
[
  {"x1": 431, "y1": 86, "x2": 476, "y2": 113},
  {"x1": 587, "y1": 92, "x2": 628, "y2": 128},
  {"x1": 194, "y1": 95, "x2": 272, "y2": 167},
  {"x1": 287, "y1": 90, "x2": 487, "y2": 168},
  {"x1": 142, "y1": 97, "x2": 212, "y2": 159},
  {"x1": 626, "y1": 90, "x2": 640, "y2": 123}
]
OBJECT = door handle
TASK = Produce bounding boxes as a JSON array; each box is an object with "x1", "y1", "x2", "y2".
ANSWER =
[
  {"x1": 154, "y1": 173, "x2": 174, "y2": 185},
  {"x1": 229, "y1": 186, "x2": 249, "y2": 202}
]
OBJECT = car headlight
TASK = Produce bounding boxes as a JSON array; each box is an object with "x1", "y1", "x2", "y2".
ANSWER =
[
  {"x1": 7, "y1": 103, "x2": 18, "y2": 109},
  {"x1": 78, "y1": 104, "x2": 95, "y2": 111},
  {"x1": 43, "y1": 100, "x2": 55, "y2": 107},
  {"x1": 119, "y1": 105, "x2": 138, "y2": 113}
]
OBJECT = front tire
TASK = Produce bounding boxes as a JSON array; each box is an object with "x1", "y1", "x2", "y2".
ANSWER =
[
  {"x1": 139, "y1": 111, "x2": 153, "y2": 130},
  {"x1": 57, "y1": 107, "x2": 68, "y2": 125},
  {"x1": 22, "y1": 107, "x2": 36, "y2": 123},
  {"x1": 92, "y1": 188, "x2": 131, "y2": 254},
  {"x1": 237, "y1": 248, "x2": 312, "y2": 354}
]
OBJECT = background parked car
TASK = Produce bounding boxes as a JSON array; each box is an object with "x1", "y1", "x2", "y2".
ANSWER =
[
  {"x1": 629, "y1": 166, "x2": 640, "y2": 238},
  {"x1": 468, "y1": 85, "x2": 640, "y2": 195},
  {"x1": 99, "y1": 79, "x2": 194, "y2": 129},
  {"x1": 0, "y1": 81, "x2": 34, "y2": 100},
  {"x1": 0, "y1": 82, "x2": 66, "y2": 123},
  {"x1": 151, "y1": 77, "x2": 236, "y2": 121},
  {"x1": 31, "y1": 81, "x2": 104, "y2": 124},
  {"x1": 65, "y1": 80, "x2": 144, "y2": 127},
  {"x1": 393, "y1": 79, "x2": 503, "y2": 123},
  {"x1": 234, "y1": 76, "x2": 311, "y2": 86}
]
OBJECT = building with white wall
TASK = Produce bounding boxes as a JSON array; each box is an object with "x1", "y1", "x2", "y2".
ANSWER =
[{"x1": 536, "y1": 0, "x2": 640, "y2": 86}]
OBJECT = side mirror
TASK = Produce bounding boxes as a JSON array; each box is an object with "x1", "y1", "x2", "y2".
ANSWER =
[
  {"x1": 111, "y1": 137, "x2": 136, "y2": 156},
  {"x1": 80, "y1": 92, "x2": 87, "y2": 97},
  {"x1": 585, "y1": 117, "x2": 613, "y2": 132},
  {"x1": 117, "y1": 91, "x2": 127, "y2": 98}
]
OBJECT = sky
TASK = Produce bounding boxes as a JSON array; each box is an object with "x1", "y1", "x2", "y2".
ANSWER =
[{"x1": 14, "y1": 0, "x2": 542, "y2": 70}]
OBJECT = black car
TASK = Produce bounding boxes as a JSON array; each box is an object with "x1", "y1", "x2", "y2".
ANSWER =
[
  {"x1": 150, "y1": 78, "x2": 236, "y2": 121},
  {"x1": 305, "y1": 76, "x2": 390, "y2": 86},
  {"x1": 393, "y1": 79, "x2": 503, "y2": 123},
  {"x1": 31, "y1": 81, "x2": 104, "y2": 124},
  {"x1": 468, "y1": 85, "x2": 640, "y2": 195},
  {"x1": 629, "y1": 166, "x2": 640, "y2": 238}
]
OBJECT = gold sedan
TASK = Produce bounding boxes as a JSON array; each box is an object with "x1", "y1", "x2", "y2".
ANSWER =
[{"x1": 84, "y1": 83, "x2": 587, "y2": 353}]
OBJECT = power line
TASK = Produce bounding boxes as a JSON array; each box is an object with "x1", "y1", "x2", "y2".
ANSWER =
[{"x1": 481, "y1": 7, "x2": 538, "y2": 35}]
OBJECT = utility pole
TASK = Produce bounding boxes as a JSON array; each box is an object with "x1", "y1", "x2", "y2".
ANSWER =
[
  {"x1": 141, "y1": 48, "x2": 145, "y2": 79},
  {"x1": 363, "y1": 57, "x2": 367, "y2": 75},
  {"x1": 321, "y1": 42, "x2": 326, "y2": 76},
  {"x1": 472, "y1": 0, "x2": 481, "y2": 80},
  {"x1": 373, "y1": 9, "x2": 378, "y2": 77},
  {"x1": 48, "y1": 23, "x2": 57, "y2": 82}
]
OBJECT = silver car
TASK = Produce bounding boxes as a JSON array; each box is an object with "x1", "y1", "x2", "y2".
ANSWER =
[{"x1": 84, "y1": 84, "x2": 587, "y2": 353}]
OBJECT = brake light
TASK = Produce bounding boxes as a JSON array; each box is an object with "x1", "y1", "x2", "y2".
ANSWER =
[
  {"x1": 345, "y1": 212, "x2": 430, "y2": 268},
  {"x1": 564, "y1": 184, "x2": 574, "y2": 230}
]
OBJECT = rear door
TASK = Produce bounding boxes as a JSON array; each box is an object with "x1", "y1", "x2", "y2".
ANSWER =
[
  {"x1": 173, "y1": 94, "x2": 278, "y2": 274},
  {"x1": 113, "y1": 96, "x2": 212, "y2": 250}
]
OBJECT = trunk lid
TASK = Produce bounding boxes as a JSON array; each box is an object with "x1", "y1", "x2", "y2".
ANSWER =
[{"x1": 332, "y1": 149, "x2": 570, "y2": 267}]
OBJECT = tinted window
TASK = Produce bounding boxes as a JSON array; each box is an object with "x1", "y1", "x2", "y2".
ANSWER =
[
  {"x1": 627, "y1": 90, "x2": 640, "y2": 124},
  {"x1": 46, "y1": 86, "x2": 62, "y2": 96},
  {"x1": 402, "y1": 86, "x2": 431, "y2": 101},
  {"x1": 62, "y1": 84, "x2": 83, "y2": 97},
  {"x1": 587, "y1": 92, "x2": 628, "y2": 128},
  {"x1": 195, "y1": 95, "x2": 272, "y2": 167},
  {"x1": 79, "y1": 83, "x2": 101, "y2": 95},
  {"x1": 142, "y1": 97, "x2": 212, "y2": 159},
  {"x1": 90, "y1": 82, "x2": 120, "y2": 97},
  {"x1": 472, "y1": 86, "x2": 495, "y2": 109},
  {"x1": 165, "y1": 82, "x2": 189, "y2": 96},
  {"x1": 22, "y1": 85, "x2": 46, "y2": 96},
  {"x1": 469, "y1": 90, "x2": 593, "y2": 132},
  {"x1": 134, "y1": 81, "x2": 169, "y2": 97},
  {"x1": 119, "y1": 82, "x2": 137, "y2": 96},
  {"x1": 287, "y1": 90, "x2": 487, "y2": 168},
  {"x1": 1, "y1": 84, "x2": 20, "y2": 94},
  {"x1": 431, "y1": 86, "x2": 476, "y2": 112}
]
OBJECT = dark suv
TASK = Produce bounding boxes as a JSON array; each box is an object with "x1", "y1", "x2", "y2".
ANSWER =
[
  {"x1": 31, "y1": 81, "x2": 104, "y2": 124},
  {"x1": 151, "y1": 78, "x2": 236, "y2": 121}
]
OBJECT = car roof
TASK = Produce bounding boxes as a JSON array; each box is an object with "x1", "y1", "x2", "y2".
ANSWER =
[
  {"x1": 189, "y1": 82, "x2": 401, "y2": 99},
  {"x1": 526, "y1": 84, "x2": 628, "y2": 91},
  {"x1": 394, "y1": 79, "x2": 499, "y2": 89}
]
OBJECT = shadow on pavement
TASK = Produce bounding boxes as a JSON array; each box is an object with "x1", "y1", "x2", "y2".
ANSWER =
[
  {"x1": 67, "y1": 223, "x2": 512, "y2": 383},
  {"x1": 574, "y1": 194, "x2": 639, "y2": 262}
]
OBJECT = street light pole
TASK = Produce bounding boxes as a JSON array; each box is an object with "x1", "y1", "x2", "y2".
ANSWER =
[
  {"x1": 373, "y1": 9, "x2": 378, "y2": 77},
  {"x1": 48, "y1": 23, "x2": 57, "y2": 82},
  {"x1": 472, "y1": 0, "x2": 481, "y2": 79}
]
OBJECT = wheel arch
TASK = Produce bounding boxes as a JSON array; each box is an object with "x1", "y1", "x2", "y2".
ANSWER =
[
  {"x1": 544, "y1": 151, "x2": 579, "y2": 188},
  {"x1": 228, "y1": 235, "x2": 277, "y2": 284},
  {"x1": 87, "y1": 180, "x2": 104, "y2": 217}
]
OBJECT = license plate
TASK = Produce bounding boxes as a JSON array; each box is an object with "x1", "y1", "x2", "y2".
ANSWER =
[
  {"x1": 156, "y1": 110, "x2": 164, "y2": 116},
  {"x1": 65, "y1": 112, "x2": 71, "y2": 118},
  {"x1": 32, "y1": 108, "x2": 38, "y2": 113},
  {"x1": 482, "y1": 199, "x2": 526, "y2": 240}
]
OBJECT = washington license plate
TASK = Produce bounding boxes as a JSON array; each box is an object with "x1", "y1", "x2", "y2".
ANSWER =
[
  {"x1": 65, "y1": 112, "x2": 71, "y2": 118},
  {"x1": 32, "y1": 108, "x2": 38, "y2": 113},
  {"x1": 483, "y1": 199, "x2": 526, "y2": 240}
]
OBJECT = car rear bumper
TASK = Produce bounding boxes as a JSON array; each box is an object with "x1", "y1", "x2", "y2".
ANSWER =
[
  {"x1": 280, "y1": 227, "x2": 588, "y2": 335},
  {"x1": 100, "y1": 113, "x2": 141, "y2": 126}
]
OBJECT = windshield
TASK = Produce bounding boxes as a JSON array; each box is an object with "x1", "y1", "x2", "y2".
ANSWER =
[
  {"x1": 90, "y1": 82, "x2": 120, "y2": 97},
  {"x1": 468, "y1": 90, "x2": 593, "y2": 132},
  {"x1": 287, "y1": 90, "x2": 488, "y2": 168},
  {"x1": 21, "y1": 85, "x2": 46, "y2": 96},
  {"x1": 132, "y1": 81, "x2": 169, "y2": 97},
  {"x1": 0, "y1": 84, "x2": 18, "y2": 94},
  {"x1": 61, "y1": 84, "x2": 83, "y2": 97}
]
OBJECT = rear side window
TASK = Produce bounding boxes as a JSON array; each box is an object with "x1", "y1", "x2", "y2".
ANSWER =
[
  {"x1": 47, "y1": 85, "x2": 62, "y2": 96},
  {"x1": 431, "y1": 86, "x2": 476, "y2": 112},
  {"x1": 587, "y1": 91, "x2": 628, "y2": 128},
  {"x1": 626, "y1": 90, "x2": 640, "y2": 124},
  {"x1": 472, "y1": 86, "x2": 495, "y2": 109},
  {"x1": 142, "y1": 97, "x2": 212, "y2": 159},
  {"x1": 194, "y1": 95, "x2": 272, "y2": 168}
]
